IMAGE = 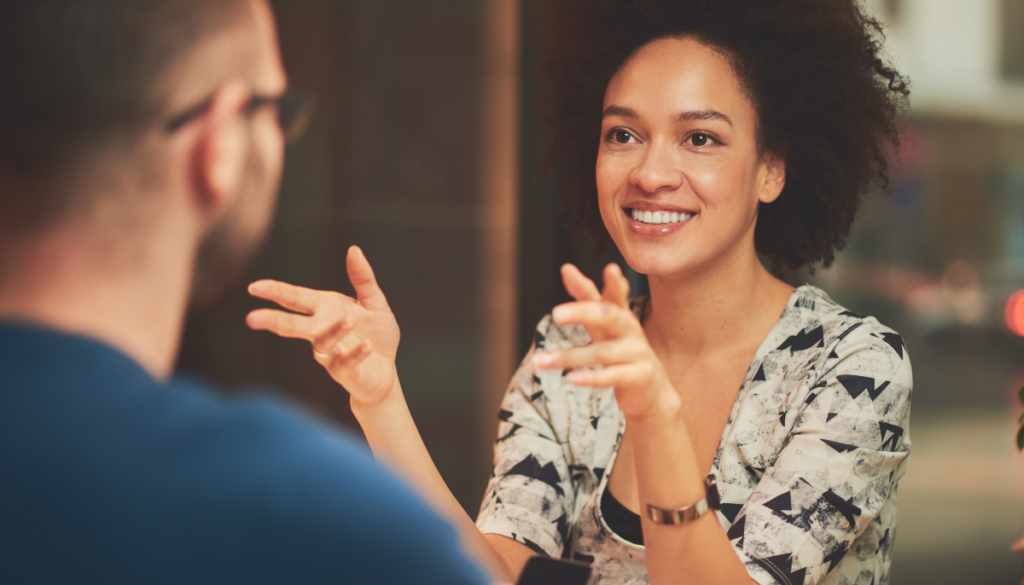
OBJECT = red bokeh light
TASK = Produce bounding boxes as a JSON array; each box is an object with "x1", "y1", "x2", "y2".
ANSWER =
[{"x1": 1005, "y1": 290, "x2": 1024, "y2": 336}]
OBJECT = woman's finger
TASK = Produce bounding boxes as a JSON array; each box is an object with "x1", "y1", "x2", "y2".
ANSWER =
[
  {"x1": 534, "y1": 338, "x2": 646, "y2": 370},
  {"x1": 311, "y1": 313, "x2": 356, "y2": 356},
  {"x1": 248, "y1": 279, "x2": 326, "y2": 315},
  {"x1": 245, "y1": 308, "x2": 316, "y2": 339},
  {"x1": 601, "y1": 263, "x2": 631, "y2": 308},
  {"x1": 560, "y1": 263, "x2": 602, "y2": 302},
  {"x1": 566, "y1": 362, "x2": 652, "y2": 389},
  {"x1": 318, "y1": 338, "x2": 374, "y2": 370},
  {"x1": 347, "y1": 246, "x2": 391, "y2": 312},
  {"x1": 552, "y1": 300, "x2": 637, "y2": 337}
]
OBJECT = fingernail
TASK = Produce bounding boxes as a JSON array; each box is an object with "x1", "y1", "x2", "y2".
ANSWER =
[
  {"x1": 533, "y1": 352, "x2": 553, "y2": 367},
  {"x1": 552, "y1": 306, "x2": 569, "y2": 323},
  {"x1": 567, "y1": 371, "x2": 584, "y2": 384}
]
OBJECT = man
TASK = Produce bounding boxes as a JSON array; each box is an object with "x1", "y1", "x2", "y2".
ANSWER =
[{"x1": 0, "y1": 1, "x2": 490, "y2": 583}]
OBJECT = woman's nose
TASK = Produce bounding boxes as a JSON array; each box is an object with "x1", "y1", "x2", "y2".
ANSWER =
[{"x1": 629, "y1": 142, "x2": 683, "y2": 194}]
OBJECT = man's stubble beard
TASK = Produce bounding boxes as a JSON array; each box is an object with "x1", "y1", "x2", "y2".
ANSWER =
[{"x1": 188, "y1": 146, "x2": 279, "y2": 309}]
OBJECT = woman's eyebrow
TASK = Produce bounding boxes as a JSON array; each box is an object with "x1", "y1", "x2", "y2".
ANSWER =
[
  {"x1": 675, "y1": 110, "x2": 733, "y2": 126},
  {"x1": 602, "y1": 105, "x2": 733, "y2": 127},
  {"x1": 602, "y1": 105, "x2": 640, "y2": 119}
]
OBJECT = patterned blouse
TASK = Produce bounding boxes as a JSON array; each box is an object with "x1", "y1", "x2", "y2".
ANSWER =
[{"x1": 476, "y1": 286, "x2": 912, "y2": 585}]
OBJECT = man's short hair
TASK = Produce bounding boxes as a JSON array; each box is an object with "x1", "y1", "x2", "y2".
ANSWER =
[{"x1": 0, "y1": 0, "x2": 248, "y2": 231}]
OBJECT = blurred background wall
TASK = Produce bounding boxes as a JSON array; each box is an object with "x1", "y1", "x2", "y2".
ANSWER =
[
  {"x1": 177, "y1": 0, "x2": 516, "y2": 512},
  {"x1": 176, "y1": 0, "x2": 1024, "y2": 582}
]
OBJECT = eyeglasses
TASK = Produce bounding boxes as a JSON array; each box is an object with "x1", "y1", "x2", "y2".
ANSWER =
[{"x1": 165, "y1": 90, "x2": 316, "y2": 144}]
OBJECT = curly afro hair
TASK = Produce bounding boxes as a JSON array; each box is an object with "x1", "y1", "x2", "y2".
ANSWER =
[{"x1": 534, "y1": 0, "x2": 910, "y2": 271}]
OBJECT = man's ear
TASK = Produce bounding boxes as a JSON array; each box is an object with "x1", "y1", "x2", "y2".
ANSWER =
[
  {"x1": 758, "y1": 145, "x2": 787, "y2": 204},
  {"x1": 195, "y1": 81, "x2": 251, "y2": 210}
]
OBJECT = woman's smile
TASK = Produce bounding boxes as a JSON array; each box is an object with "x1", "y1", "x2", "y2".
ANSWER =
[{"x1": 622, "y1": 204, "x2": 698, "y2": 236}]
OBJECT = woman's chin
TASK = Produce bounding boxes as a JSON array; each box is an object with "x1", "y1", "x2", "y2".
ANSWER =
[{"x1": 618, "y1": 251, "x2": 694, "y2": 280}]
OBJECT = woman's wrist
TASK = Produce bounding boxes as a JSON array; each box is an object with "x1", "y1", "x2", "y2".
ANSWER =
[
  {"x1": 624, "y1": 382, "x2": 683, "y2": 423},
  {"x1": 349, "y1": 371, "x2": 403, "y2": 417}
]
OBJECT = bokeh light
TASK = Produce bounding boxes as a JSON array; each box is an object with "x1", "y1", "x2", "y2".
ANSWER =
[{"x1": 1005, "y1": 290, "x2": 1024, "y2": 336}]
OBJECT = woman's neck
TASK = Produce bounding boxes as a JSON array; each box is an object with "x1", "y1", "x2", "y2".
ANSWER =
[{"x1": 642, "y1": 247, "x2": 793, "y2": 362}]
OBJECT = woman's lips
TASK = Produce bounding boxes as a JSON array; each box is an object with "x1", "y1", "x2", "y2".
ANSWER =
[{"x1": 622, "y1": 206, "x2": 696, "y2": 236}]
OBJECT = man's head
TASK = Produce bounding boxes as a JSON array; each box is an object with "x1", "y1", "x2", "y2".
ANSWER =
[{"x1": 0, "y1": 0, "x2": 293, "y2": 303}]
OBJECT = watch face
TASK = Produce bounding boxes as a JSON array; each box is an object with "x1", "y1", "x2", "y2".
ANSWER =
[{"x1": 706, "y1": 474, "x2": 721, "y2": 509}]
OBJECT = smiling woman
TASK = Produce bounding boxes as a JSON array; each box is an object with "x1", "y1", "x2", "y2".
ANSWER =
[
  {"x1": 472, "y1": 1, "x2": 912, "y2": 584},
  {"x1": 243, "y1": 1, "x2": 913, "y2": 584}
]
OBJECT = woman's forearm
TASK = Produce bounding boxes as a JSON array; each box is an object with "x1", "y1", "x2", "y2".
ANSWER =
[
  {"x1": 350, "y1": 376, "x2": 515, "y2": 583},
  {"x1": 628, "y1": 394, "x2": 753, "y2": 585}
]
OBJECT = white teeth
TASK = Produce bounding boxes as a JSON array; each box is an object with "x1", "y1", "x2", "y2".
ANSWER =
[{"x1": 630, "y1": 208, "x2": 693, "y2": 225}]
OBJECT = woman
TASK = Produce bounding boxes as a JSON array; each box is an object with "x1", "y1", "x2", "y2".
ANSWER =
[{"x1": 246, "y1": 1, "x2": 912, "y2": 583}]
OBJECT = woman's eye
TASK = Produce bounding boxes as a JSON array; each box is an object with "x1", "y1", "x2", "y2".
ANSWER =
[
  {"x1": 690, "y1": 133, "x2": 710, "y2": 147},
  {"x1": 612, "y1": 130, "x2": 633, "y2": 144}
]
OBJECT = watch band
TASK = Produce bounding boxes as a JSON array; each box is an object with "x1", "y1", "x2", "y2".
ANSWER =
[{"x1": 645, "y1": 474, "x2": 721, "y2": 525}]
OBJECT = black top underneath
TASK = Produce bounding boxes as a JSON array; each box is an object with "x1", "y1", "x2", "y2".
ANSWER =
[{"x1": 600, "y1": 487, "x2": 644, "y2": 546}]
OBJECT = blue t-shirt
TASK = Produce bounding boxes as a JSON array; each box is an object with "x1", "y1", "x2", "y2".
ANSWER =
[{"x1": 0, "y1": 322, "x2": 490, "y2": 585}]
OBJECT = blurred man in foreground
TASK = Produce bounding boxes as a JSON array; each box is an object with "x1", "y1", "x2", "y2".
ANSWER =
[{"x1": 0, "y1": 1, "x2": 489, "y2": 583}]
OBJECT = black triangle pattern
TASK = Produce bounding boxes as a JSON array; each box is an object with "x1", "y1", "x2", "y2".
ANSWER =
[
  {"x1": 726, "y1": 514, "x2": 746, "y2": 545},
  {"x1": 532, "y1": 328, "x2": 546, "y2": 348},
  {"x1": 496, "y1": 423, "x2": 522, "y2": 443},
  {"x1": 822, "y1": 490, "x2": 861, "y2": 527},
  {"x1": 879, "y1": 422, "x2": 904, "y2": 451},
  {"x1": 837, "y1": 375, "x2": 890, "y2": 401},
  {"x1": 753, "y1": 364, "x2": 767, "y2": 381},
  {"x1": 826, "y1": 412, "x2": 839, "y2": 423},
  {"x1": 506, "y1": 455, "x2": 564, "y2": 497},
  {"x1": 553, "y1": 513, "x2": 570, "y2": 544},
  {"x1": 822, "y1": 439, "x2": 858, "y2": 453},
  {"x1": 777, "y1": 326, "x2": 824, "y2": 354},
  {"x1": 720, "y1": 503, "x2": 743, "y2": 523},
  {"x1": 880, "y1": 333, "x2": 905, "y2": 359},
  {"x1": 763, "y1": 491, "x2": 811, "y2": 530}
]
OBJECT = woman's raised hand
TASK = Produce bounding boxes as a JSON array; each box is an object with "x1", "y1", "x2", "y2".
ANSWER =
[
  {"x1": 534, "y1": 263, "x2": 678, "y2": 418},
  {"x1": 246, "y1": 246, "x2": 400, "y2": 407}
]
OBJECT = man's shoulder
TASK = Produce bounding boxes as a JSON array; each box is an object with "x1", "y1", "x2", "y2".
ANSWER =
[{"x1": 0, "y1": 324, "x2": 488, "y2": 584}]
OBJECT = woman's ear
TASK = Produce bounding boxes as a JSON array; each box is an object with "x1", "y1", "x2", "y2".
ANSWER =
[
  {"x1": 195, "y1": 80, "x2": 251, "y2": 210},
  {"x1": 758, "y1": 145, "x2": 787, "y2": 204}
]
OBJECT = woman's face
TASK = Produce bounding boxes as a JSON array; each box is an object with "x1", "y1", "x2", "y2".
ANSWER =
[{"x1": 597, "y1": 36, "x2": 784, "y2": 278}]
